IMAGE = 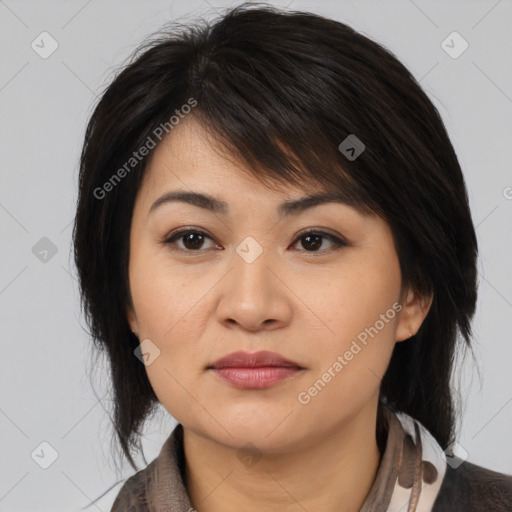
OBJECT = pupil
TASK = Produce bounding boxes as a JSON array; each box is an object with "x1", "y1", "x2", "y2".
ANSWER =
[
  {"x1": 303, "y1": 234, "x2": 321, "y2": 251},
  {"x1": 184, "y1": 233, "x2": 203, "y2": 249}
]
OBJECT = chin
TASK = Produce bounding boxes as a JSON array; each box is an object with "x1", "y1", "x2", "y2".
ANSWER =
[{"x1": 205, "y1": 414, "x2": 306, "y2": 453}]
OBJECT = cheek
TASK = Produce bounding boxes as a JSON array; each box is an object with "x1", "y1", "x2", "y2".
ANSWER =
[
  {"x1": 131, "y1": 268, "x2": 208, "y2": 421},
  {"x1": 128, "y1": 249, "x2": 214, "y2": 386},
  {"x1": 308, "y1": 255, "x2": 401, "y2": 340},
  {"x1": 129, "y1": 241, "x2": 206, "y2": 338},
  {"x1": 305, "y1": 255, "x2": 401, "y2": 387},
  {"x1": 296, "y1": 298, "x2": 399, "y2": 421}
]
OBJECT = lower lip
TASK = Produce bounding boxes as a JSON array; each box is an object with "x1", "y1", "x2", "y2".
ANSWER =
[{"x1": 210, "y1": 366, "x2": 302, "y2": 389}]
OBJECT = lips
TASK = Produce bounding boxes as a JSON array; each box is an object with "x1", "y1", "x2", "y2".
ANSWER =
[
  {"x1": 207, "y1": 350, "x2": 304, "y2": 389},
  {"x1": 212, "y1": 367, "x2": 303, "y2": 389},
  {"x1": 208, "y1": 350, "x2": 302, "y2": 370}
]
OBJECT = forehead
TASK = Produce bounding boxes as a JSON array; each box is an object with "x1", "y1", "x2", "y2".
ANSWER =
[
  {"x1": 139, "y1": 116, "x2": 320, "y2": 201},
  {"x1": 134, "y1": 115, "x2": 377, "y2": 226}
]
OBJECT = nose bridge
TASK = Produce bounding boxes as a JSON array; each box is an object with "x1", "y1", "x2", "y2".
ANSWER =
[
  {"x1": 215, "y1": 232, "x2": 291, "y2": 330},
  {"x1": 232, "y1": 234, "x2": 274, "y2": 297}
]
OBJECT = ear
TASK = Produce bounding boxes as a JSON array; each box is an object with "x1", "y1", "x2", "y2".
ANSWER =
[
  {"x1": 395, "y1": 287, "x2": 433, "y2": 342},
  {"x1": 126, "y1": 303, "x2": 138, "y2": 335}
]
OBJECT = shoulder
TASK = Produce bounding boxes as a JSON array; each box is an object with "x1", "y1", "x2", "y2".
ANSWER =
[
  {"x1": 432, "y1": 460, "x2": 512, "y2": 512},
  {"x1": 110, "y1": 461, "x2": 156, "y2": 512}
]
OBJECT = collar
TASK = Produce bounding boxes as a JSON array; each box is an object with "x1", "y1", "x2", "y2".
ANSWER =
[{"x1": 358, "y1": 404, "x2": 447, "y2": 511}]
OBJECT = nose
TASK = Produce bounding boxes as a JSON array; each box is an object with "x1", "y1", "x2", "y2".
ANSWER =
[{"x1": 215, "y1": 246, "x2": 293, "y2": 333}]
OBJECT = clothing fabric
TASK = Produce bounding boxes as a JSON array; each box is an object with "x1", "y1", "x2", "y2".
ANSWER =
[{"x1": 110, "y1": 404, "x2": 512, "y2": 511}]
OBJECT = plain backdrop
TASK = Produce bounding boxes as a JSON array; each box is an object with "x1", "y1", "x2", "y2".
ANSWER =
[{"x1": 1, "y1": 0, "x2": 511, "y2": 510}]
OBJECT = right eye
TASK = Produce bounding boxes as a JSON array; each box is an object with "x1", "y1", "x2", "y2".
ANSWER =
[{"x1": 163, "y1": 228, "x2": 220, "y2": 253}]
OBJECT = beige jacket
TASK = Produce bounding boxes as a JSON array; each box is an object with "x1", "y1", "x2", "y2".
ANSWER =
[{"x1": 110, "y1": 405, "x2": 512, "y2": 511}]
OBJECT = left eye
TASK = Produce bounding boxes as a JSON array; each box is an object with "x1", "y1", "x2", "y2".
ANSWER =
[
  {"x1": 291, "y1": 230, "x2": 347, "y2": 252},
  {"x1": 162, "y1": 229, "x2": 347, "y2": 253}
]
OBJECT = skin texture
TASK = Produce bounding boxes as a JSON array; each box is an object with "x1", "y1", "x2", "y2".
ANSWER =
[{"x1": 126, "y1": 116, "x2": 432, "y2": 512}]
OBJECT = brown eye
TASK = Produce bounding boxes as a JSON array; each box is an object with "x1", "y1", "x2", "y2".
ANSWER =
[
  {"x1": 180, "y1": 231, "x2": 207, "y2": 250},
  {"x1": 164, "y1": 229, "x2": 217, "y2": 252},
  {"x1": 299, "y1": 233, "x2": 323, "y2": 251},
  {"x1": 291, "y1": 230, "x2": 347, "y2": 253},
  {"x1": 162, "y1": 228, "x2": 347, "y2": 255}
]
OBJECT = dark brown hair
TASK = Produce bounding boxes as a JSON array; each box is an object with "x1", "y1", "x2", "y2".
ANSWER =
[{"x1": 73, "y1": 1, "x2": 478, "y2": 503}]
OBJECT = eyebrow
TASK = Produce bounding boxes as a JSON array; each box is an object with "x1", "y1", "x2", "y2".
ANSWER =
[{"x1": 149, "y1": 190, "x2": 358, "y2": 218}]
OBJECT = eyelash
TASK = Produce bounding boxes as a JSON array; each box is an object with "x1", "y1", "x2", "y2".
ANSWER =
[{"x1": 161, "y1": 227, "x2": 348, "y2": 255}]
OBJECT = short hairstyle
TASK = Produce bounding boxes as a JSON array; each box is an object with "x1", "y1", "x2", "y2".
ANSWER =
[{"x1": 73, "y1": 1, "x2": 478, "y2": 479}]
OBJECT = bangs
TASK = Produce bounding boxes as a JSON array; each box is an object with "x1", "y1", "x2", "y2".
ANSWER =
[
  {"x1": 190, "y1": 107, "x2": 378, "y2": 218},
  {"x1": 171, "y1": 18, "x2": 382, "y2": 218}
]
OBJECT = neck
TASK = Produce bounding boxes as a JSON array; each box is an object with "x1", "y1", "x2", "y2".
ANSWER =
[{"x1": 183, "y1": 397, "x2": 383, "y2": 512}]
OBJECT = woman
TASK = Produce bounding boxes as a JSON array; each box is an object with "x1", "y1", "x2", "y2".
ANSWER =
[{"x1": 73, "y1": 3, "x2": 512, "y2": 511}]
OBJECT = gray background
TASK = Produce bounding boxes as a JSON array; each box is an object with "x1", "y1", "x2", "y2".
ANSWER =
[{"x1": 1, "y1": 0, "x2": 511, "y2": 510}]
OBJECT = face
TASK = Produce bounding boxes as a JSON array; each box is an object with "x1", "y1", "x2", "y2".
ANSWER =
[{"x1": 126, "y1": 116, "x2": 428, "y2": 453}]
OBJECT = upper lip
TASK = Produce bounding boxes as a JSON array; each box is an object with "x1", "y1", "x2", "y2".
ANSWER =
[{"x1": 208, "y1": 350, "x2": 303, "y2": 369}]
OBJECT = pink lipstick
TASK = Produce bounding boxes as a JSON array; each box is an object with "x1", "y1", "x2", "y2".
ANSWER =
[{"x1": 208, "y1": 350, "x2": 304, "y2": 389}]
